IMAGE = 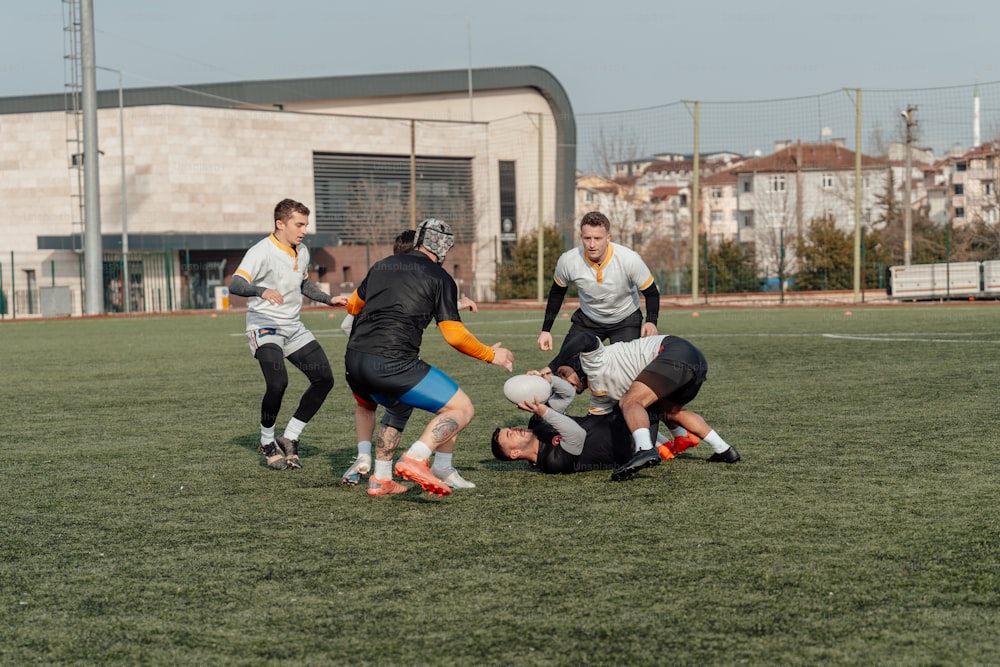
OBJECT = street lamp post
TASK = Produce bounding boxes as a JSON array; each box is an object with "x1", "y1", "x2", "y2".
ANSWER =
[{"x1": 97, "y1": 66, "x2": 128, "y2": 312}]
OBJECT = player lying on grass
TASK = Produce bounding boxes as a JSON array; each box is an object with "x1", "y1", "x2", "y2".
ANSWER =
[
  {"x1": 491, "y1": 374, "x2": 636, "y2": 473},
  {"x1": 544, "y1": 332, "x2": 740, "y2": 481},
  {"x1": 491, "y1": 373, "x2": 700, "y2": 474}
]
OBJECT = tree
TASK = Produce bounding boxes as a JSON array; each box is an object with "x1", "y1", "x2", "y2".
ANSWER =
[
  {"x1": 706, "y1": 239, "x2": 759, "y2": 293},
  {"x1": 794, "y1": 216, "x2": 853, "y2": 290},
  {"x1": 494, "y1": 226, "x2": 564, "y2": 299},
  {"x1": 639, "y1": 233, "x2": 691, "y2": 296},
  {"x1": 346, "y1": 177, "x2": 406, "y2": 248},
  {"x1": 873, "y1": 166, "x2": 941, "y2": 265},
  {"x1": 589, "y1": 124, "x2": 646, "y2": 246},
  {"x1": 749, "y1": 174, "x2": 797, "y2": 285},
  {"x1": 951, "y1": 218, "x2": 1000, "y2": 261},
  {"x1": 861, "y1": 226, "x2": 895, "y2": 290}
]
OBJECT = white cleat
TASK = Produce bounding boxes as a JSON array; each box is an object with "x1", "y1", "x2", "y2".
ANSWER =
[
  {"x1": 431, "y1": 465, "x2": 476, "y2": 489},
  {"x1": 341, "y1": 454, "x2": 372, "y2": 486}
]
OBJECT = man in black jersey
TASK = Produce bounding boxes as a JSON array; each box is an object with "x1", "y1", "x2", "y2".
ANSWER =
[
  {"x1": 490, "y1": 375, "x2": 636, "y2": 474},
  {"x1": 344, "y1": 218, "x2": 514, "y2": 497}
]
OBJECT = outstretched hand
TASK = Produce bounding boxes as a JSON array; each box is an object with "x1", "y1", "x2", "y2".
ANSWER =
[
  {"x1": 329, "y1": 294, "x2": 349, "y2": 307},
  {"x1": 537, "y1": 331, "x2": 553, "y2": 351},
  {"x1": 490, "y1": 343, "x2": 514, "y2": 372}
]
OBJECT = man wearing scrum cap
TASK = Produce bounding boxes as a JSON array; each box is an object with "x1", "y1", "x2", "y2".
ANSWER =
[
  {"x1": 344, "y1": 218, "x2": 514, "y2": 497},
  {"x1": 339, "y1": 229, "x2": 478, "y2": 492}
]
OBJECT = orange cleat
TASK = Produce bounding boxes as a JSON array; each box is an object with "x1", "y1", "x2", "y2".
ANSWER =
[
  {"x1": 394, "y1": 454, "x2": 452, "y2": 496},
  {"x1": 657, "y1": 444, "x2": 675, "y2": 460},
  {"x1": 366, "y1": 476, "x2": 408, "y2": 497},
  {"x1": 669, "y1": 434, "x2": 701, "y2": 456}
]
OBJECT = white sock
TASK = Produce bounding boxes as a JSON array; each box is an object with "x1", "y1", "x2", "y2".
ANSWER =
[
  {"x1": 655, "y1": 431, "x2": 669, "y2": 445},
  {"x1": 631, "y1": 428, "x2": 654, "y2": 452},
  {"x1": 406, "y1": 441, "x2": 433, "y2": 461},
  {"x1": 703, "y1": 429, "x2": 731, "y2": 454},
  {"x1": 283, "y1": 417, "x2": 307, "y2": 441},
  {"x1": 669, "y1": 425, "x2": 689, "y2": 438},
  {"x1": 433, "y1": 451, "x2": 453, "y2": 470},
  {"x1": 374, "y1": 459, "x2": 394, "y2": 479},
  {"x1": 260, "y1": 424, "x2": 275, "y2": 446},
  {"x1": 357, "y1": 440, "x2": 372, "y2": 457}
]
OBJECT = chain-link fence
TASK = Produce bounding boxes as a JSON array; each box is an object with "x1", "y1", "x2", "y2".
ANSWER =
[{"x1": 571, "y1": 81, "x2": 1000, "y2": 296}]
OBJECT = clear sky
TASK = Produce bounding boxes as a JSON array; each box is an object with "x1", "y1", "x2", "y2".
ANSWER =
[{"x1": 4, "y1": 0, "x2": 1000, "y2": 114}]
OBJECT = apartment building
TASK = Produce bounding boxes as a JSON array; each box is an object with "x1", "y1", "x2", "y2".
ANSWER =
[
  {"x1": 928, "y1": 143, "x2": 1000, "y2": 226},
  {"x1": 733, "y1": 140, "x2": 888, "y2": 273}
]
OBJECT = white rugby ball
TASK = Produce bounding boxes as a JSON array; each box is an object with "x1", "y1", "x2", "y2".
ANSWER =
[{"x1": 503, "y1": 374, "x2": 552, "y2": 405}]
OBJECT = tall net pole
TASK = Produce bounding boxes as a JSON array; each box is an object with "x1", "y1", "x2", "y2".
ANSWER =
[{"x1": 684, "y1": 101, "x2": 700, "y2": 304}]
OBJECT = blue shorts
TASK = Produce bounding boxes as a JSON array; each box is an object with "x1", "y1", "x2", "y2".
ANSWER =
[{"x1": 344, "y1": 349, "x2": 459, "y2": 414}]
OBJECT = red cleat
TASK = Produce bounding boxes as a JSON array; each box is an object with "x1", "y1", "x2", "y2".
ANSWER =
[
  {"x1": 669, "y1": 434, "x2": 701, "y2": 455},
  {"x1": 394, "y1": 454, "x2": 451, "y2": 496},
  {"x1": 366, "y1": 476, "x2": 408, "y2": 497}
]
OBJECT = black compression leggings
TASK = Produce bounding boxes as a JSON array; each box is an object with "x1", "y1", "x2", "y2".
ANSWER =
[{"x1": 255, "y1": 341, "x2": 334, "y2": 428}]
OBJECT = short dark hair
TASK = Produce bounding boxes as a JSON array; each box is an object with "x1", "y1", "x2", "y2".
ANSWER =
[
  {"x1": 274, "y1": 198, "x2": 310, "y2": 222},
  {"x1": 490, "y1": 427, "x2": 513, "y2": 461},
  {"x1": 580, "y1": 211, "x2": 610, "y2": 232},
  {"x1": 394, "y1": 229, "x2": 416, "y2": 254}
]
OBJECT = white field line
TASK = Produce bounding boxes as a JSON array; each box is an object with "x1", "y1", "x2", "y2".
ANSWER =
[
  {"x1": 230, "y1": 328, "x2": 999, "y2": 343},
  {"x1": 822, "y1": 333, "x2": 1000, "y2": 343}
]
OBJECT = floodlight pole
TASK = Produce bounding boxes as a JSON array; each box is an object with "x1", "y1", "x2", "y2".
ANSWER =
[{"x1": 81, "y1": 0, "x2": 103, "y2": 315}]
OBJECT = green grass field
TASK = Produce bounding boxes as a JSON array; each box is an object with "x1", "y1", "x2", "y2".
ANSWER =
[{"x1": 2, "y1": 304, "x2": 999, "y2": 665}]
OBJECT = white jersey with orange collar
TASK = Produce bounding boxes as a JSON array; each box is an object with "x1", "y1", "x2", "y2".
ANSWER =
[
  {"x1": 580, "y1": 335, "x2": 669, "y2": 415},
  {"x1": 552, "y1": 242, "x2": 655, "y2": 324},
  {"x1": 233, "y1": 233, "x2": 311, "y2": 330}
]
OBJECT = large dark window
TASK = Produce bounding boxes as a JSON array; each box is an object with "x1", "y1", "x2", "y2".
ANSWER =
[
  {"x1": 313, "y1": 153, "x2": 474, "y2": 245},
  {"x1": 499, "y1": 160, "x2": 517, "y2": 261}
]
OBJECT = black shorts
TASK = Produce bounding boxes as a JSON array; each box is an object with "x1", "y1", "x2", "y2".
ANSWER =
[
  {"x1": 568, "y1": 308, "x2": 643, "y2": 344},
  {"x1": 345, "y1": 349, "x2": 429, "y2": 403},
  {"x1": 344, "y1": 349, "x2": 458, "y2": 414},
  {"x1": 635, "y1": 337, "x2": 708, "y2": 406}
]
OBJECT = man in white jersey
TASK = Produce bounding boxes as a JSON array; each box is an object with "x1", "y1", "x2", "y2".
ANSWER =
[
  {"x1": 228, "y1": 198, "x2": 348, "y2": 470},
  {"x1": 546, "y1": 332, "x2": 740, "y2": 481},
  {"x1": 536, "y1": 211, "x2": 700, "y2": 454},
  {"x1": 537, "y1": 211, "x2": 660, "y2": 352}
]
